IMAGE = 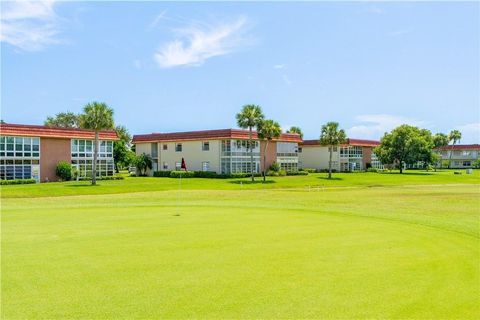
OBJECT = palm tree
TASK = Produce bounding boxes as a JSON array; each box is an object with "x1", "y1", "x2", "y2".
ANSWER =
[
  {"x1": 258, "y1": 119, "x2": 282, "y2": 182},
  {"x1": 447, "y1": 130, "x2": 462, "y2": 168},
  {"x1": 319, "y1": 122, "x2": 347, "y2": 179},
  {"x1": 287, "y1": 126, "x2": 303, "y2": 139},
  {"x1": 80, "y1": 102, "x2": 115, "y2": 185},
  {"x1": 236, "y1": 104, "x2": 264, "y2": 181}
]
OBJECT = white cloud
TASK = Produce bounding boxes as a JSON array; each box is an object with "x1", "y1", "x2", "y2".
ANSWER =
[
  {"x1": 274, "y1": 64, "x2": 285, "y2": 69},
  {"x1": 347, "y1": 114, "x2": 427, "y2": 140},
  {"x1": 282, "y1": 74, "x2": 292, "y2": 85},
  {"x1": 366, "y1": 5, "x2": 384, "y2": 14},
  {"x1": 387, "y1": 28, "x2": 414, "y2": 37},
  {"x1": 0, "y1": 0, "x2": 62, "y2": 51},
  {"x1": 154, "y1": 16, "x2": 250, "y2": 68},
  {"x1": 455, "y1": 122, "x2": 480, "y2": 144},
  {"x1": 148, "y1": 10, "x2": 168, "y2": 30}
]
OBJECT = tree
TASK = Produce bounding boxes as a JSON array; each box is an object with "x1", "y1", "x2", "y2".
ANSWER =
[
  {"x1": 79, "y1": 102, "x2": 115, "y2": 185},
  {"x1": 433, "y1": 133, "x2": 449, "y2": 149},
  {"x1": 236, "y1": 104, "x2": 264, "y2": 181},
  {"x1": 447, "y1": 130, "x2": 462, "y2": 168},
  {"x1": 258, "y1": 119, "x2": 282, "y2": 182},
  {"x1": 113, "y1": 125, "x2": 132, "y2": 172},
  {"x1": 374, "y1": 125, "x2": 434, "y2": 174},
  {"x1": 135, "y1": 153, "x2": 152, "y2": 176},
  {"x1": 287, "y1": 126, "x2": 303, "y2": 139},
  {"x1": 319, "y1": 122, "x2": 347, "y2": 179},
  {"x1": 45, "y1": 112, "x2": 80, "y2": 128}
]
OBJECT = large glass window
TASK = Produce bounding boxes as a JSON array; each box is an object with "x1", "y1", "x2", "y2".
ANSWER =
[
  {"x1": 71, "y1": 139, "x2": 114, "y2": 179},
  {"x1": 0, "y1": 136, "x2": 40, "y2": 180},
  {"x1": 220, "y1": 139, "x2": 260, "y2": 174}
]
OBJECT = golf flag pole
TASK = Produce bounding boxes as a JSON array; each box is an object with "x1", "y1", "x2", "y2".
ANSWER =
[{"x1": 176, "y1": 158, "x2": 187, "y2": 216}]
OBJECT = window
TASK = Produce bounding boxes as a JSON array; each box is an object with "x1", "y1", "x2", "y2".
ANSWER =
[
  {"x1": 298, "y1": 147, "x2": 302, "y2": 153},
  {"x1": 163, "y1": 162, "x2": 168, "y2": 170},
  {"x1": 151, "y1": 143, "x2": 158, "y2": 158},
  {"x1": 463, "y1": 161, "x2": 471, "y2": 167},
  {"x1": 163, "y1": 144, "x2": 168, "y2": 150},
  {"x1": 175, "y1": 162, "x2": 181, "y2": 170},
  {"x1": 202, "y1": 161, "x2": 210, "y2": 171},
  {"x1": 202, "y1": 141, "x2": 209, "y2": 151},
  {"x1": 175, "y1": 143, "x2": 182, "y2": 152}
]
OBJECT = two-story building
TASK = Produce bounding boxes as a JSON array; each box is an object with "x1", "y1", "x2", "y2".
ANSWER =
[
  {"x1": 435, "y1": 144, "x2": 480, "y2": 168},
  {"x1": 0, "y1": 123, "x2": 118, "y2": 182},
  {"x1": 298, "y1": 138, "x2": 382, "y2": 171},
  {"x1": 132, "y1": 129, "x2": 302, "y2": 175}
]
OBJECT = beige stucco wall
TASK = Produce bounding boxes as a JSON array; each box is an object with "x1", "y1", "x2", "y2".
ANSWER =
[
  {"x1": 299, "y1": 146, "x2": 340, "y2": 170},
  {"x1": 157, "y1": 140, "x2": 222, "y2": 173}
]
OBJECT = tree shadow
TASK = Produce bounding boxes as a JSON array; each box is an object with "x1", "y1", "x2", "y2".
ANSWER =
[
  {"x1": 318, "y1": 177, "x2": 343, "y2": 181},
  {"x1": 229, "y1": 180, "x2": 276, "y2": 185},
  {"x1": 379, "y1": 171, "x2": 434, "y2": 176},
  {"x1": 65, "y1": 184, "x2": 100, "y2": 187}
]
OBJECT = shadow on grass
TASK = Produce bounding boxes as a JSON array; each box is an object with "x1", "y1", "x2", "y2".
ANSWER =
[
  {"x1": 65, "y1": 184, "x2": 101, "y2": 187},
  {"x1": 318, "y1": 177, "x2": 343, "y2": 181},
  {"x1": 379, "y1": 171, "x2": 434, "y2": 176},
  {"x1": 229, "y1": 180, "x2": 276, "y2": 185}
]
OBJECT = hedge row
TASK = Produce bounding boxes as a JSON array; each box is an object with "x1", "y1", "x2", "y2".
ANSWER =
[
  {"x1": 1, "y1": 179, "x2": 37, "y2": 185},
  {"x1": 96, "y1": 176, "x2": 125, "y2": 180},
  {"x1": 153, "y1": 171, "x2": 264, "y2": 179}
]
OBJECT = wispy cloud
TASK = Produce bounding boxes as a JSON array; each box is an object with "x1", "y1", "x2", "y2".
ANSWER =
[
  {"x1": 366, "y1": 5, "x2": 385, "y2": 15},
  {"x1": 455, "y1": 122, "x2": 480, "y2": 143},
  {"x1": 0, "y1": 0, "x2": 63, "y2": 51},
  {"x1": 387, "y1": 28, "x2": 414, "y2": 37},
  {"x1": 282, "y1": 74, "x2": 292, "y2": 85},
  {"x1": 148, "y1": 10, "x2": 168, "y2": 30},
  {"x1": 154, "y1": 16, "x2": 251, "y2": 68},
  {"x1": 347, "y1": 114, "x2": 427, "y2": 139},
  {"x1": 274, "y1": 64, "x2": 285, "y2": 69}
]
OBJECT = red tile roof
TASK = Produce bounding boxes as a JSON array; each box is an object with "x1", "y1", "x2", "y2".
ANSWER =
[
  {"x1": 0, "y1": 123, "x2": 118, "y2": 140},
  {"x1": 300, "y1": 138, "x2": 380, "y2": 147},
  {"x1": 133, "y1": 129, "x2": 302, "y2": 143},
  {"x1": 435, "y1": 144, "x2": 480, "y2": 151}
]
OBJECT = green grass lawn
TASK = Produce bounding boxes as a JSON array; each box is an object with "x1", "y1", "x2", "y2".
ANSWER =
[{"x1": 2, "y1": 170, "x2": 479, "y2": 318}]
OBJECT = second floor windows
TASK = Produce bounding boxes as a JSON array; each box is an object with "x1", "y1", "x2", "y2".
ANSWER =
[
  {"x1": 202, "y1": 141, "x2": 210, "y2": 151},
  {"x1": 175, "y1": 143, "x2": 182, "y2": 152}
]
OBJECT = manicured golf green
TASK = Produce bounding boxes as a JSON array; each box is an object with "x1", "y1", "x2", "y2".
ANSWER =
[{"x1": 2, "y1": 171, "x2": 479, "y2": 318}]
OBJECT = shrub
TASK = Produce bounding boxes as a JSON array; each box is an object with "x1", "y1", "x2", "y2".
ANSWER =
[
  {"x1": 300, "y1": 168, "x2": 317, "y2": 173},
  {"x1": 0, "y1": 178, "x2": 36, "y2": 185},
  {"x1": 473, "y1": 159, "x2": 480, "y2": 169},
  {"x1": 193, "y1": 171, "x2": 218, "y2": 178},
  {"x1": 153, "y1": 171, "x2": 171, "y2": 177},
  {"x1": 96, "y1": 176, "x2": 124, "y2": 180},
  {"x1": 286, "y1": 171, "x2": 308, "y2": 176},
  {"x1": 318, "y1": 168, "x2": 338, "y2": 173},
  {"x1": 170, "y1": 171, "x2": 195, "y2": 178},
  {"x1": 269, "y1": 162, "x2": 281, "y2": 172},
  {"x1": 366, "y1": 167, "x2": 378, "y2": 173},
  {"x1": 56, "y1": 161, "x2": 73, "y2": 181},
  {"x1": 278, "y1": 170, "x2": 287, "y2": 176}
]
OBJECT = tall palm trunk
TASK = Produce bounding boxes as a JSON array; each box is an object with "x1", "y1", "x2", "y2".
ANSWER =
[
  {"x1": 448, "y1": 141, "x2": 455, "y2": 168},
  {"x1": 92, "y1": 131, "x2": 99, "y2": 185},
  {"x1": 328, "y1": 145, "x2": 333, "y2": 179},
  {"x1": 249, "y1": 126, "x2": 254, "y2": 182},
  {"x1": 263, "y1": 140, "x2": 269, "y2": 182}
]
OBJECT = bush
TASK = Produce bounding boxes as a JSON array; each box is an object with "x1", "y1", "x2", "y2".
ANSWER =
[
  {"x1": 473, "y1": 159, "x2": 480, "y2": 169},
  {"x1": 269, "y1": 162, "x2": 281, "y2": 172},
  {"x1": 170, "y1": 171, "x2": 195, "y2": 178},
  {"x1": 193, "y1": 171, "x2": 218, "y2": 178},
  {"x1": 318, "y1": 169, "x2": 338, "y2": 173},
  {"x1": 300, "y1": 168, "x2": 317, "y2": 173},
  {"x1": 153, "y1": 171, "x2": 171, "y2": 177},
  {"x1": 56, "y1": 161, "x2": 73, "y2": 181},
  {"x1": 0, "y1": 178, "x2": 37, "y2": 185},
  {"x1": 366, "y1": 167, "x2": 378, "y2": 173},
  {"x1": 286, "y1": 171, "x2": 308, "y2": 176},
  {"x1": 96, "y1": 176, "x2": 124, "y2": 180}
]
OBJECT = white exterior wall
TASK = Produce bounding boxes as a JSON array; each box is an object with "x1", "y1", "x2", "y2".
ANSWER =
[
  {"x1": 158, "y1": 140, "x2": 221, "y2": 173},
  {"x1": 299, "y1": 146, "x2": 340, "y2": 171}
]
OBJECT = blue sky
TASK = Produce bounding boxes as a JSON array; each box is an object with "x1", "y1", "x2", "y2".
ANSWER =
[{"x1": 1, "y1": 1, "x2": 479, "y2": 142}]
